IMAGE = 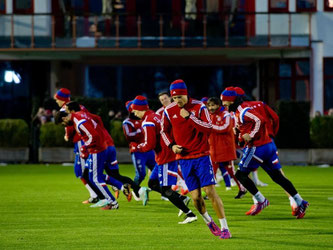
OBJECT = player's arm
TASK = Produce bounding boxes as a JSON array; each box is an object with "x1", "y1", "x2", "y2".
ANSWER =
[
  {"x1": 160, "y1": 110, "x2": 175, "y2": 148},
  {"x1": 241, "y1": 108, "x2": 265, "y2": 141},
  {"x1": 122, "y1": 121, "x2": 142, "y2": 142},
  {"x1": 136, "y1": 121, "x2": 156, "y2": 152},
  {"x1": 185, "y1": 105, "x2": 212, "y2": 133},
  {"x1": 65, "y1": 125, "x2": 75, "y2": 141},
  {"x1": 77, "y1": 120, "x2": 99, "y2": 149},
  {"x1": 212, "y1": 113, "x2": 233, "y2": 134},
  {"x1": 264, "y1": 103, "x2": 279, "y2": 137}
]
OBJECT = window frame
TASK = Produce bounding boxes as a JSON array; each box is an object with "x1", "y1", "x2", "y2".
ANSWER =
[
  {"x1": 269, "y1": 0, "x2": 289, "y2": 13},
  {"x1": 324, "y1": 58, "x2": 333, "y2": 112},
  {"x1": 296, "y1": 0, "x2": 317, "y2": 12},
  {"x1": 0, "y1": 0, "x2": 6, "y2": 14},
  {"x1": 13, "y1": 0, "x2": 34, "y2": 14},
  {"x1": 324, "y1": 0, "x2": 333, "y2": 11}
]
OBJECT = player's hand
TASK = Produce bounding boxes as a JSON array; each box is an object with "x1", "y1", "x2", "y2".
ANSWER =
[
  {"x1": 172, "y1": 145, "x2": 183, "y2": 154},
  {"x1": 129, "y1": 142, "x2": 138, "y2": 153},
  {"x1": 242, "y1": 133, "x2": 252, "y2": 142},
  {"x1": 180, "y1": 108, "x2": 190, "y2": 118},
  {"x1": 64, "y1": 135, "x2": 69, "y2": 141}
]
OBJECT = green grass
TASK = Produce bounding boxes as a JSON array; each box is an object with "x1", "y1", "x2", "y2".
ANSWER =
[{"x1": 0, "y1": 164, "x2": 332, "y2": 250}]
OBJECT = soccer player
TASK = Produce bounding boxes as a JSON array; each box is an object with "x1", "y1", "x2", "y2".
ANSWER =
[
  {"x1": 234, "y1": 87, "x2": 298, "y2": 215},
  {"x1": 160, "y1": 79, "x2": 231, "y2": 239},
  {"x1": 54, "y1": 88, "x2": 100, "y2": 204},
  {"x1": 221, "y1": 87, "x2": 309, "y2": 219},
  {"x1": 122, "y1": 100, "x2": 156, "y2": 186},
  {"x1": 130, "y1": 95, "x2": 197, "y2": 224},
  {"x1": 65, "y1": 102, "x2": 119, "y2": 210},
  {"x1": 206, "y1": 97, "x2": 247, "y2": 199}
]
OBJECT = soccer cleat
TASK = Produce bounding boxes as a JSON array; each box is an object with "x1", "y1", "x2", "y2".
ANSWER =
[
  {"x1": 295, "y1": 200, "x2": 309, "y2": 219},
  {"x1": 122, "y1": 183, "x2": 132, "y2": 202},
  {"x1": 82, "y1": 197, "x2": 99, "y2": 204},
  {"x1": 172, "y1": 185, "x2": 179, "y2": 192},
  {"x1": 207, "y1": 219, "x2": 222, "y2": 236},
  {"x1": 220, "y1": 229, "x2": 232, "y2": 239},
  {"x1": 180, "y1": 188, "x2": 189, "y2": 196},
  {"x1": 114, "y1": 190, "x2": 119, "y2": 199},
  {"x1": 178, "y1": 215, "x2": 197, "y2": 224},
  {"x1": 90, "y1": 199, "x2": 110, "y2": 208},
  {"x1": 291, "y1": 205, "x2": 298, "y2": 216},
  {"x1": 256, "y1": 180, "x2": 268, "y2": 187},
  {"x1": 138, "y1": 187, "x2": 149, "y2": 206},
  {"x1": 100, "y1": 202, "x2": 119, "y2": 210},
  {"x1": 249, "y1": 199, "x2": 270, "y2": 215},
  {"x1": 226, "y1": 187, "x2": 232, "y2": 191},
  {"x1": 178, "y1": 196, "x2": 191, "y2": 217},
  {"x1": 161, "y1": 196, "x2": 169, "y2": 201},
  {"x1": 234, "y1": 190, "x2": 247, "y2": 199},
  {"x1": 245, "y1": 204, "x2": 257, "y2": 215}
]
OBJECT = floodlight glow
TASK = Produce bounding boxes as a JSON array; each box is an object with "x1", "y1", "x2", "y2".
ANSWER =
[
  {"x1": 4, "y1": 70, "x2": 21, "y2": 84},
  {"x1": 4, "y1": 70, "x2": 13, "y2": 83}
]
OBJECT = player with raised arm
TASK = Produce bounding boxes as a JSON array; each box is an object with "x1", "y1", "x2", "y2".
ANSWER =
[{"x1": 160, "y1": 79, "x2": 231, "y2": 239}]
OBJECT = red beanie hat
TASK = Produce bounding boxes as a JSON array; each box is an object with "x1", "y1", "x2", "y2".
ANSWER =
[
  {"x1": 54, "y1": 88, "x2": 71, "y2": 102},
  {"x1": 221, "y1": 87, "x2": 237, "y2": 102},
  {"x1": 125, "y1": 100, "x2": 133, "y2": 112},
  {"x1": 234, "y1": 87, "x2": 245, "y2": 97},
  {"x1": 170, "y1": 79, "x2": 188, "y2": 96},
  {"x1": 132, "y1": 95, "x2": 149, "y2": 111}
]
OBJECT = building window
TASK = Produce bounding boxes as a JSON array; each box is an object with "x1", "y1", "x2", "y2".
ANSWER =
[
  {"x1": 269, "y1": 0, "x2": 289, "y2": 12},
  {"x1": 324, "y1": 58, "x2": 333, "y2": 112},
  {"x1": 324, "y1": 0, "x2": 333, "y2": 11},
  {"x1": 296, "y1": 0, "x2": 317, "y2": 12},
  {"x1": 278, "y1": 60, "x2": 310, "y2": 101},
  {"x1": 13, "y1": 0, "x2": 34, "y2": 14},
  {"x1": 0, "y1": 0, "x2": 5, "y2": 14}
]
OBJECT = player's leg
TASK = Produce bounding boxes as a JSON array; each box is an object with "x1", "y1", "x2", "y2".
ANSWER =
[
  {"x1": 180, "y1": 158, "x2": 222, "y2": 237},
  {"x1": 219, "y1": 163, "x2": 231, "y2": 190},
  {"x1": 235, "y1": 146, "x2": 269, "y2": 215},
  {"x1": 131, "y1": 152, "x2": 146, "y2": 185},
  {"x1": 89, "y1": 152, "x2": 117, "y2": 209},
  {"x1": 222, "y1": 161, "x2": 247, "y2": 199}
]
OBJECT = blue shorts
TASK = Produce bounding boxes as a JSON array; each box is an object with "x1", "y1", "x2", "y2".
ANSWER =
[
  {"x1": 74, "y1": 141, "x2": 86, "y2": 178},
  {"x1": 104, "y1": 146, "x2": 119, "y2": 171},
  {"x1": 156, "y1": 161, "x2": 178, "y2": 187},
  {"x1": 131, "y1": 150, "x2": 156, "y2": 184},
  {"x1": 179, "y1": 155, "x2": 216, "y2": 192},
  {"x1": 238, "y1": 142, "x2": 282, "y2": 173}
]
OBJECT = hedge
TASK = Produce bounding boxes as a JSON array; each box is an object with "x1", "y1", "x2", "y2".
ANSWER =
[
  {"x1": 0, "y1": 119, "x2": 29, "y2": 147},
  {"x1": 39, "y1": 122, "x2": 73, "y2": 147},
  {"x1": 110, "y1": 120, "x2": 128, "y2": 147},
  {"x1": 275, "y1": 101, "x2": 310, "y2": 148},
  {"x1": 310, "y1": 116, "x2": 333, "y2": 148}
]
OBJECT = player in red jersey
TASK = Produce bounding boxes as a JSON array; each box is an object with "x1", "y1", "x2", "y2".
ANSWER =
[
  {"x1": 206, "y1": 97, "x2": 247, "y2": 199},
  {"x1": 130, "y1": 95, "x2": 197, "y2": 224},
  {"x1": 221, "y1": 87, "x2": 309, "y2": 219},
  {"x1": 161, "y1": 80, "x2": 231, "y2": 239}
]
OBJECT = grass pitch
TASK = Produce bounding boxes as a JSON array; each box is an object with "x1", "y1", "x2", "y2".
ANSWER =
[{"x1": 0, "y1": 164, "x2": 332, "y2": 250}]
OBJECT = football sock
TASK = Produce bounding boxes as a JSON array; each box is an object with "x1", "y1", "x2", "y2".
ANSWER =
[
  {"x1": 85, "y1": 183, "x2": 97, "y2": 198},
  {"x1": 201, "y1": 212, "x2": 212, "y2": 224},
  {"x1": 219, "y1": 218, "x2": 229, "y2": 230},
  {"x1": 289, "y1": 196, "x2": 297, "y2": 207},
  {"x1": 252, "y1": 195, "x2": 258, "y2": 204},
  {"x1": 220, "y1": 166, "x2": 231, "y2": 187},
  {"x1": 254, "y1": 191, "x2": 265, "y2": 203},
  {"x1": 293, "y1": 194, "x2": 303, "y2": 206},
  {"x1": 186, "y1": 210, "x2": 196, "y2": 217}
]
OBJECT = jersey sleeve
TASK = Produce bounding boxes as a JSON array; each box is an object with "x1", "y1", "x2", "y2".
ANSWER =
[
  {"x1": 264, "y1": 103, "x2": 280, "y2": 137},
  {"x1": 188, "y1": 105, "x2": 212, "y2": 133},
  {"x1": 137, "y1": 121, "x2": 156, "y2": 152},
  {"x1": 241, "y1": 108, "x2": 265, "y2": 139},
  {"x1": 74, "y1": 118, "x2": 98, "y2": 149},
  {"x1": 212, "y1": 113, "x2": 233, "y2": 134},
  {"x1": 160, "y1": 109, "x2": 174, "y2": 147},
  {"x1": 65, "y1": 125, "x2": 76, "y2": 140},
  {"x1": 122, "y1": 121, "x2": 142, "y2": 143}
]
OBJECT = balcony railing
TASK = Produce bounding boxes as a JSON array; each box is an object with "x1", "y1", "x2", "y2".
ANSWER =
[{"x1": 0, "y1": 12, "x2": 312, "y2": 50}]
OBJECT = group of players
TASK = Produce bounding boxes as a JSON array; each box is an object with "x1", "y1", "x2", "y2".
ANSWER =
[{"x1": 53, "y1": 79, "x2": 309, "y2": 240}]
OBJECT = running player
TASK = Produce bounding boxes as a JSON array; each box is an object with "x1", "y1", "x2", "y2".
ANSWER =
[{"x1": 160, "y1": 79, "x2": 231, "y2": 239}]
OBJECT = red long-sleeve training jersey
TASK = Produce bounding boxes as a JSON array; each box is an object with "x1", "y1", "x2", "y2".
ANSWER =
[
  {"x1": 136, "y1": 110, "x2": 176, "y2": 165},
  {"x1": 161, "y1": 98, "x2": 212, "y2": 160},
  {"x1": 235, "y1": 102, "x2": 272, "y2": 147}
]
